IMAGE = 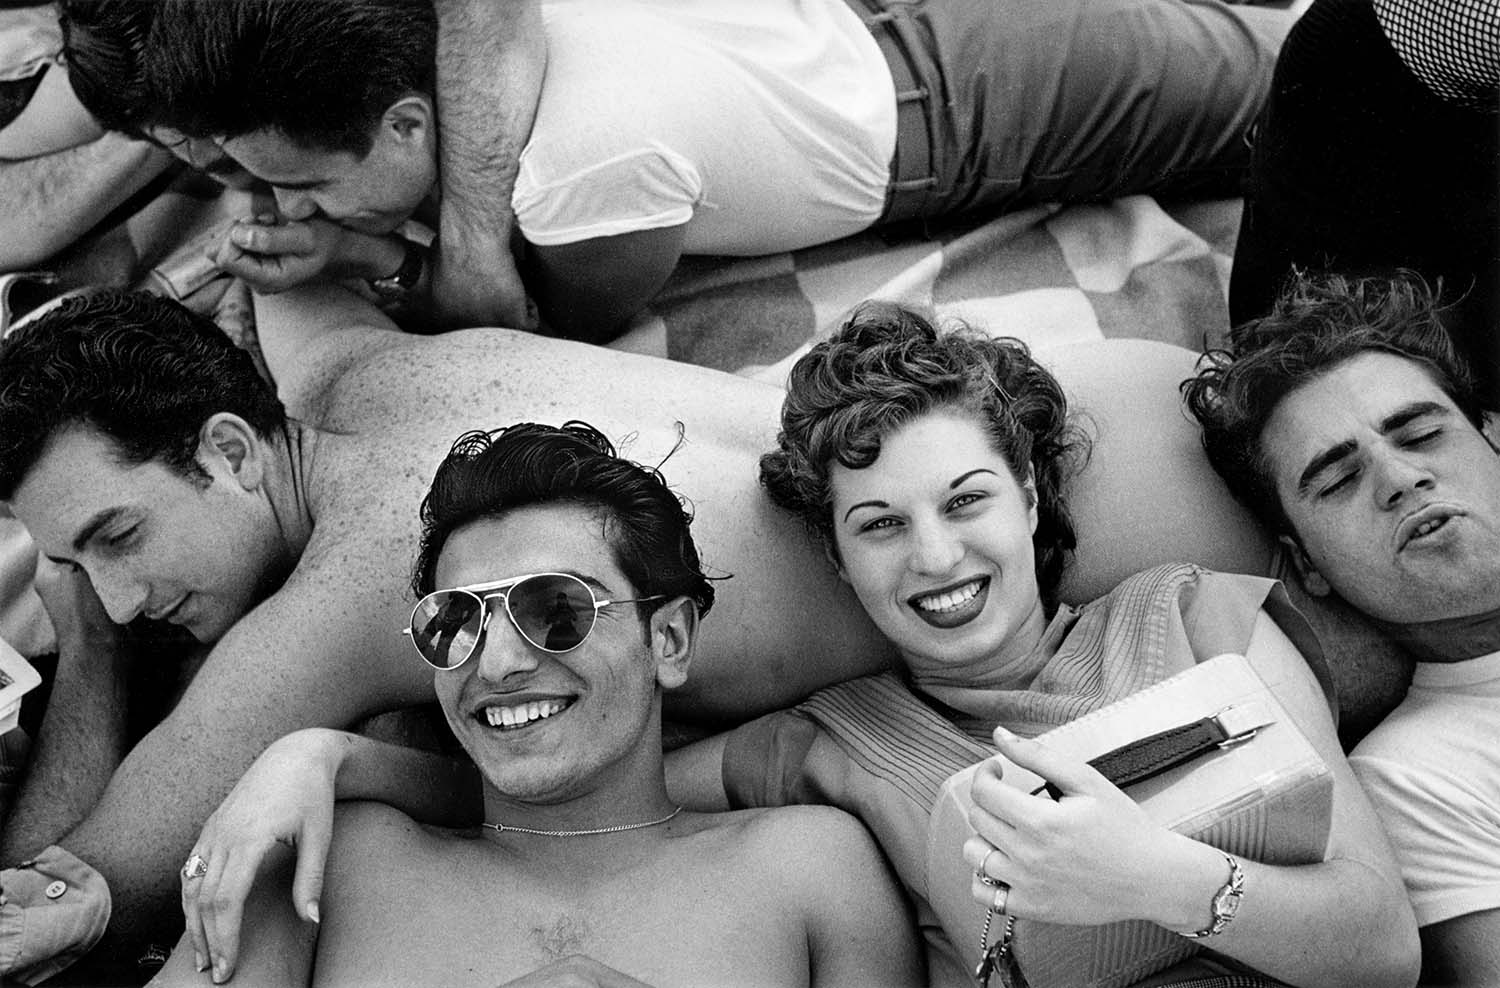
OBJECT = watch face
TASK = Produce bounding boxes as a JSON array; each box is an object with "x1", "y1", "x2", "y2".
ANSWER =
[{"x1": 1213, "y1": 886, "x2": 1242, "y2": 919}]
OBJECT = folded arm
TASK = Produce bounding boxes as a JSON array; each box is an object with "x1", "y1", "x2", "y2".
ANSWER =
[
  {"x1": 0, "y1": 133, "x2": 174, "y2": 270},
  {"x1": 430, "y1": 0, "x2": 544, "y2": 330},
  {"x1": 965, "y1": 611, "x2": 1420, "y2": 988},
  {"x1": 526, "y1": 224, "x2": 687, "y2": 343}
]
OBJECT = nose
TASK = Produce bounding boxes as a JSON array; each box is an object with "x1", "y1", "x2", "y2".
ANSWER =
[
  {"x1": 271, "y1": 186, "x2": 318, "y2": 222},
  {"x1": 908, "y1": 517, "x2": 964, "y2": 576},
  {"x1": 88, "y1": 564, "x2": 149, "y2": 625},
  {"x1": 1373, "y1": 449, "x2": 1435, "y2": 509},
  {"x1": 472, "y1": 601, "x2": 542, "y2": 683}
]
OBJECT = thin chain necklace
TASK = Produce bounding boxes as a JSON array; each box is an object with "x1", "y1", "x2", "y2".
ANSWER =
[{"x1": 482, "y1": 806, "x2": 682, "y2": 837}]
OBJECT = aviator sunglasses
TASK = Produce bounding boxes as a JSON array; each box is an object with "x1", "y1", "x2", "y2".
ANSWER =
[{"x1": 405, "y1": 572, "x2": 664, "y2": 670}]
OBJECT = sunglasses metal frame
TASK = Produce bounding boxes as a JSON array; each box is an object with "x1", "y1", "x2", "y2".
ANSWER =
[{"x1": 404, "y1": 571, "x2": 665, "y2": 670}]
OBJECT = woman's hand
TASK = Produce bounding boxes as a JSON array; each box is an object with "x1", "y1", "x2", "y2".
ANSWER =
[
  {"x1": 963, "y1": 726, "x2": 1218, "y2": 930},
  {"x1": 180, "y1": 728, "x2": 348, "y2": 983}
]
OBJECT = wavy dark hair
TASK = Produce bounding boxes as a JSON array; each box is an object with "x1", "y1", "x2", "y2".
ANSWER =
[
  {"x1": 759, "y1": 302, "x2": 1089, "y2": 607},
  {"x1": 57, "y1": 0, "x2": 156, "y2": 136},
  {"x1": 142, "y1": 0, "x2": 435, "y2": 155},
  {"x1": 1183, "y1": 272, "x2": 1485, "y2": 536},
  {"x1": 0, "y1": 290, "x2": 286, "y2": 499},
  {"x1": 412, "y1": 422, "x2": 716, "y2": 629}
]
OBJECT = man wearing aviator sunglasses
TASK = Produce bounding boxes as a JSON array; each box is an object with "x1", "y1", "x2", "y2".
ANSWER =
[
  {"x1": 407, "y1": 571, "x2": 665, "y2": 668},
  {"x1": 157, "y1": 421, "x2": 920, "y2": 986}
]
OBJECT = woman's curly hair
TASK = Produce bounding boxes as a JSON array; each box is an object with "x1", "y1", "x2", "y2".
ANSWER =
[{"x1": 758, "y1": 302, "x2": 1090, "y2": 607}]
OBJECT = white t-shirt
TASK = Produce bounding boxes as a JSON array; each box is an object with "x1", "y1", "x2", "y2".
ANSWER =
[
  {"x1": 513, "y1": 0, "x2": 896, "y2": 255},
  {"x1": 1350, "y1": 650, "x2": 1500, "y2": 927}
]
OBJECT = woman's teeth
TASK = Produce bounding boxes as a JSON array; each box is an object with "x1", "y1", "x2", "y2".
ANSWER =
[{"x1": 915, "y1": 580, "x2": 983, "y2": 613}]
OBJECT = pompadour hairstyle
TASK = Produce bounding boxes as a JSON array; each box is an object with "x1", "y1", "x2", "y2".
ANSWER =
[
  {"x1": 145, "y1": 0, "x2": 436, "y2": 155},
  {"x1": 412, "y1": 421, "x2": 716, "y2": 623},
  {"x1": 0, "y1": 290, "x2": 286, "y2": 499}
]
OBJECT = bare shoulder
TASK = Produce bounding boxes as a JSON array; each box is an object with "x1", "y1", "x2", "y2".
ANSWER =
[
  {"x1": 327, "y1": 802, "x2": 467, "y2": 874},
  {"x1": 685, "y1": 804, "x2": 887, "y2": 889}
]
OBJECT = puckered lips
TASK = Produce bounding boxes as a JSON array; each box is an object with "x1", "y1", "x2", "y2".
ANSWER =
[
  {"x1": 908, "y1": 576, "x2": 990, "y2": 629},
  {"x1": 1396, "y1": 503, "x2": 1464, "y2": 552},
  {"x1": 471, "y1": 692, "x2": 577, "y2": 732}
]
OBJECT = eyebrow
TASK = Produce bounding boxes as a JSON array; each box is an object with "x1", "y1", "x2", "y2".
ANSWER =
[
  {"x1": 1294, "y1": 400, "x2": 1449, "y2": 493},
  {"x1": 840, "y1": 468, "x2": 1001, "y2": 521}
]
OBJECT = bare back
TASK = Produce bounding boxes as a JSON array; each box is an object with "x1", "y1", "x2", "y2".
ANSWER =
[
  {"x1": 266, "y1": 288, "x2": 894, "y2": 723},
  {"x1": 264, "y1": 288, "x2": 1277, "y2": 726},
  {"x1": 313, "y1": 802, "x2": 921, "y2": 987}
]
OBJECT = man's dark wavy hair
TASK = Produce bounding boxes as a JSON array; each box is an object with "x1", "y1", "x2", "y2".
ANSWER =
[
  {"x1": 1182, "y1": 272, "x2": 1486, "y2": 536},
  {"x1": 57, "y1": 0, "x2": 156, "y2": 136},
  {"x1": 143, "y1": 0, "x2": 436, "y2": 155},
  {"x1": 0, "y1": 290, "x2": 286, "y2": 499},
  {"x1": 412, "y1": 422, "x2": 716, "y2": 629},
  {"x1": 759, "y1": 302, "x2": 1089, "y2": 609}
]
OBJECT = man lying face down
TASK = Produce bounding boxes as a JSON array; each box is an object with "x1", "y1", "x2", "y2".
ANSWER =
[
  {"x1": 155, "y1": 422, "x2": 920, "y2": 987},
  {"x1": 95, "y1": 0, "x2": 1285, "y2": 340},
  {"x1": 1184, "y1": 272, "x2": 1500, "y2": 987}
]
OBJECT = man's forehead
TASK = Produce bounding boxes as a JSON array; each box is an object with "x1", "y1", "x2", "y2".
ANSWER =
[
  {"x1": 1261, "y1": 352, "x2": 1460, "y2": 481},
  {"x1": 438, "y1": 504, "x2": 622, "y2": 583},
  {"x1": 218, "y1": 129, "x2": 338, "y2": 184}
]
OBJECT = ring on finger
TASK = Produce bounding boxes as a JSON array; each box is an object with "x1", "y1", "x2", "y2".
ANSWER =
[
  {"x1": 181, "y1": 853, "x2": 208, "y2": 881},
  {"x1": 975, "y1": 847, "x2": 1003, "y2": 887}
]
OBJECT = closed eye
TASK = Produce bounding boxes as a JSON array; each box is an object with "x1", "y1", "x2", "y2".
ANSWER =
[
  {"x1": 1317, "y1": 472, "x2": 1357, "y2": 498},
  {"x1": 1401, "y1": 429, "x2": 1441, "y2": 447},
  {"x1": 102, "y1": 526, "x2": 139, "y2": 550}
]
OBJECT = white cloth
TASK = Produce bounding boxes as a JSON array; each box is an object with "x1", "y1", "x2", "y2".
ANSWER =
[
  {"x1": 514, "y1": 0, "x2": 896, "y2": 255},
  {"x1": 1350, "y1": 649, "x2": 1500, "y2": 927}
]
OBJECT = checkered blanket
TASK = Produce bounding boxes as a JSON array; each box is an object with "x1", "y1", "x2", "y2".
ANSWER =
[{"x1": 610, "y1": 194, "x2": 1243, "y2": 384}]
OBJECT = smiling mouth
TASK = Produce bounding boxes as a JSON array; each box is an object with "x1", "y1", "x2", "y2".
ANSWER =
[
  {"x1": 909, "y1": 577, "x2": 989, "y2": 629},
  {"x1": 478, "y1": 698, "x2": 573, "y2": 730}
]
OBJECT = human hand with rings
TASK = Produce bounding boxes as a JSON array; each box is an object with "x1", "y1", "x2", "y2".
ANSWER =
[
  {"x1": 964, "y1": 725, "x2": 1217, "y2": 929},
  {"x1": 178, "y1": 729, "x2": 347, "y2": 983}
]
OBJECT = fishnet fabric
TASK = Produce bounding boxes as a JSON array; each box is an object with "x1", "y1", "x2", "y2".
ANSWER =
[{"x1": 1374, "y1": 0, "x2": 1500, "y2": 108}]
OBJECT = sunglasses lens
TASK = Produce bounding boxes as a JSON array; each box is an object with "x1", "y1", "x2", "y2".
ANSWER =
[
  {"x1": 507, "y1": 575, "x2": 597, "y2": 652},
  {"x1": 410, "y1": 591, "x2": 484, "y2": 668}
]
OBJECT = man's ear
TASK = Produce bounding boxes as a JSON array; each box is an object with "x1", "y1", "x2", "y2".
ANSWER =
[
  {"x1": 383, "y1": 94, "x2": 433, "y2": 144},
  {"x1": 197, "y1": 413, "x2": 266, "y2": 491},
  {"x1": 1278, "y1": 533, "x2": 1331, "y2": 597},
  {"x1": 652, "y1": 596, "x2": 699, "y2": 691}
]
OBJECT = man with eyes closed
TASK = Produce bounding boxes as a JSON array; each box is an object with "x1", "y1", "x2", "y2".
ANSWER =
[{"x1": 1185, "y1": 272, "x2": 1500, "y2": 987}]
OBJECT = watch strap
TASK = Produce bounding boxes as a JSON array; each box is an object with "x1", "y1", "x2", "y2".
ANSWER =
[
  {"x1": 1181, "y1": 852, "x2": 1245, "y2": 939},
  {"x1": 367, "y1": 238, "x2": 424, "y2": 298}
]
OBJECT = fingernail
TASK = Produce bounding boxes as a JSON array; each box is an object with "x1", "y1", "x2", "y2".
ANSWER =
[
  {"x1": 230, "y1": 228, "x2": 253, "y2": 248},
  {"x1": 993, "y1": 726, "x2": 1017, "y2": 743},
  {"x1": 212, "y1": 958, "x2": 227, "y2": 983},
  {"x1": 195, "y1": 952, "x2": 207, "y2": 972},
  {"x1": 307, "y1": 901, "x2": 320, "y2": 924}
]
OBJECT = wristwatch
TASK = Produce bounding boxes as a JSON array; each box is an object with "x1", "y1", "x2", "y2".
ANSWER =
[
  {"x1": 1181, "y1": 853, "x2": 1244, "y2": 939},
  {"x1": 367, "y1": 238, "x2": 425, "y2": 300}
]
